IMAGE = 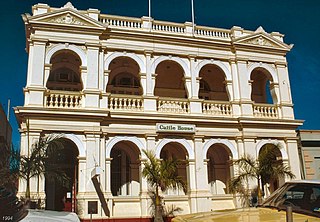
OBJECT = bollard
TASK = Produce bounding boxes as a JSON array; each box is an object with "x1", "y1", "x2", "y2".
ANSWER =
[{"x1": 286, "y1": 206, "x2": 293, "y2": 222}]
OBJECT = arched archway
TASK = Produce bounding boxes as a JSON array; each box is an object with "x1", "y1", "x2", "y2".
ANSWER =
[
  {"x1": 47, "y1": 50, "x2": 83, "y2": 91},
  {"x1": 250, "y1": 68, "x2": 275, "y2": 104},
  {"x1": 199, "y1": 64, "x2": 229, "y2": 101},
  {"x1": 258, "y1": 143, "x2": 283, "y2": 194},
  {"x1": 45, "y1": 138, "x2": 79, "y2": 212},
  {"x1": 155, "y1": 60, "x2": 188, "y2": 98},
  {"x1": 107, "y1": 56, "x2": 142, "y2": 95},
  {"x1": 206, "y1": 144, "x2": 232, "y2": 194},
  {"x1": 110, "y1": 141, "x2": 141, "y2": 196},
  {"x1": 160, "y1": 142, "x2": 188, "y2": 195}
]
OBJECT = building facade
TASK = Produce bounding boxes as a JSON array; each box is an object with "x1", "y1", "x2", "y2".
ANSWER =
[
  {"x1": 15, "y1": 2, "x2": 303, "y2": 220},
  {"x1": 0, "y1": 103, "x2": 12, "y2": 173},
  {"x1": 298, "y1": 130, "x2": 320, "y2": 180}
]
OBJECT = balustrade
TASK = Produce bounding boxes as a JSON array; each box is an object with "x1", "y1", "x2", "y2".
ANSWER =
[
  {"x1": 109, "y1": 95, "x2": 143, "y2": 111},
  {"x1": 202, "y1": 101, "x2": 232, "y2": 116},
  {"x1": 99, "y1": 15, "x2": 142, "y2": 28},
  {"x1": 253, "y1": 104, "x2": 278, "y2": 118},
  {"x1": 157, "y1": 98, "x2": 189, "y2": 113},
  {"x1": 195, "y1": 26, "x2": 231, "y2": 39},
  {"x1": 98, "y1": 14, "x2": 232, "y2": 40},
  {"x1": 44, "y1": 91, "x2": 281, "y2": 120},
  {"x1": 152, "y1": 22, "x2": 185, "y2": 33},
  {"x1": 45, "y1": 91, "x2": 82, "y2": 108}
]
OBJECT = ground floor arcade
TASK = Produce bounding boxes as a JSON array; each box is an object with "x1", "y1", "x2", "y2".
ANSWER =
[{"x1": 17, "y1": 121, "x2": 301, "y2": 220}]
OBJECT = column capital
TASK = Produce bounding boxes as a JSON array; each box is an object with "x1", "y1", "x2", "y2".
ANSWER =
[{"x1": 144, "y1": 50, "x2": 153, "y2": 56}]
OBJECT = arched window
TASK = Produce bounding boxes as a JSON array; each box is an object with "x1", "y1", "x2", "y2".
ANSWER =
[
  {"x1": 199, "y1": 64, "x2": 229, "y2": 101},
  {"x1": 110, "y1": 141, "x2": 140, "y2": 196},
  {"x1": 107, "y1": 57, "x2": 142, "y2": 95},
  {"x1": 160, "y1": 142, "x2": 188, "y2": 195},
  {"x1": 251, "y1": 68, "x2": 274, "y2": 104},
  {"x1": 45, "y1": 138, "x2": 79, "y2": 212},
  {"x1": 155, "y1": 61, "x2": 187, "y2": 98},
  {"x1": 47, "y1": 50, "x2": 82, "y2": 91},
  {"x1": 258, "y1": 144, "x2": 283, "y2": 194},
  {"x1": 207, "y1": 144, "x2": 232, "y2": 195}
]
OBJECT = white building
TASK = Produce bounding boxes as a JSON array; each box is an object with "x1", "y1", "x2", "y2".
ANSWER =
[{"x1": 15, "y1": 2, "x2": 303, "y2": 221}]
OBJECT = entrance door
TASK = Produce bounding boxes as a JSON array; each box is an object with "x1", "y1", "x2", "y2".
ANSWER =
[{"x1": 45, "y1": 139, "x2": 78, "y2": 212}]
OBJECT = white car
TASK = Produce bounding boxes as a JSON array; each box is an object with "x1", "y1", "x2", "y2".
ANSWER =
[
  {"x1": 173, "y1": 180, "x2": 320, "y2": 222},
  {"x1": 20, "y1": 210, "x2": 80, "y2": 222}
]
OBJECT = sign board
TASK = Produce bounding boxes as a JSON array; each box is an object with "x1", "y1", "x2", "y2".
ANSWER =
[
  {"x1": 156, "y1": 123, "x2": 195, "y2": 133},
  {"x1": 88, "y1": 201, "x2": 98, "y2": 214}
]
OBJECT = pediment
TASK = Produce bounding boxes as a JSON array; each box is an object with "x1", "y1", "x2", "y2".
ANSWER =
[
  {"x1": 233, "y1": 28, "x2": 292, "y2": 51},
  {"x1": 28, "y1": 8, "x2": 105, "y2": 29}
]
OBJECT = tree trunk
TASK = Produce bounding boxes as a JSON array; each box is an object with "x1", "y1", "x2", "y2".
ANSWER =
[
  {"x1": 25, "y1": 177, "x2": 30, "y2": 199},
  {"x1": 257, "y1": 177, "x2": 262, "y2": 204},
  {"x1": 154, "y1": 187, "x2": 164, "y2": 222}
]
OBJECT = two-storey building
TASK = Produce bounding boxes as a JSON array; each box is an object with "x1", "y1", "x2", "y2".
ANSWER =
[{"x1": 15, "y1": 2, "x2": 303, "y2": 221}]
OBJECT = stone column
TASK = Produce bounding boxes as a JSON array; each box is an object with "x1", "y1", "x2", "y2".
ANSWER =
[
  {"x1": 98, "y1": 49, "x2": 105, "y2": 91},
  {"x1": 187, "y1": 159, "x2": 197, "y2": 213},
  {"x1": 44, "y1": 64, "x2": 52, "y2": 88},
  {"x1": 275, "y1": 62, "x2": 295, "y2": 119},
  {"x1": 83, "y1": 44, "x2": 100, "y2": 108},
  {"x1": 78, "y1": 157, "x2": 87, "y2": 193},
  {"x1": 25, "y1": 39, "x2": 47, "y2": 106},
  {"x1": 26, "y1": 39, "x2": 47, "y2": 87},
  {"x1": 144, "y1": 51, "x2": 157, "y2": 112},
  {"x1": 189, "y1": 56, "x2": 202, "y2": 114},
  {"x1": 236, "y1": 59, "x2": 253, "y2": 117},
  {"x1": 229, "y1": 59, "x2": 241, "y2": 117},
  {"x1": 286, "y1": 138, "x2": 302, "y2": 180},
  {"x1": 140, "y1": 134, "x2": 156, "y2": 216},
  {"x1": 84, "y1": 132, "x2": 101, "y2": 192}
]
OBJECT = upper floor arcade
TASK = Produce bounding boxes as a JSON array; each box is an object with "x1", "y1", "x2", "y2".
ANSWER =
[{"x1": 21, "y1": 2, "x2": 296, "y2": 121}]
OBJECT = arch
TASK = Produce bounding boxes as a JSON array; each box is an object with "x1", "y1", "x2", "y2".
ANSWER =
[
  {"x1": 151, "y1": 56, "x2": 190, "y2": 77},
  {"x1": 195, "y1": 60, "x2": 232, "y2": 80},
  {"x1": 247, "y1": 63, "x2": 278, "y2": 83},
  {"x1": 255, "y1": 139, "x2": 288, "y2": 160},
  {"x1": 106, "y1": 136, "x2": 144, "y2": 158},
  {"x1": 203, "y1": 139, "x2": 238, "y2": 160},
  {"x1": 45, "y1": 44, "x2": 87, "y2": 66},
  {"x1": 61, "y1": 134, "x2": 85, "y2": 157},
  {"x1": 105, "y1": 52, "x2": 146, "y2": 73},
  {"x1": 155, "y1": 138, "x2": 194, "y2": 159}
]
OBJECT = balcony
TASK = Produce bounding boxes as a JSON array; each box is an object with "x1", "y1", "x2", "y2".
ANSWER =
[
  {"x1": 45, "y1": 90, "x2": 82, "y2": 108},
  {"x1": 109, "y1": 94, "x2": 143, "y2": 111},
  {"x1": 157, "y1": 97, "x2": 189, "y2": 114},
  {"x1": 43, "y1": 91, "x2": 282, "y2": 120},
  {"x1": 253, "y1": 103, "x2": 278, "y2": 118}
]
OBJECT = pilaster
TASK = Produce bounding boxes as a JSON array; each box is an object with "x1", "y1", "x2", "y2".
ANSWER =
[{"x1": 285, "y1": 138, "x2": 302, "y2": 180}]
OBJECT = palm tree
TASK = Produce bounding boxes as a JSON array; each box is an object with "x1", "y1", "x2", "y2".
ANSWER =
[
  {"x1": 229, "y1": 144, "x2": 295, "y2": 206},
  {"x1": 0, "y1": 144, "x2": 19, "y2": 193},
  {"x1": 142, "y1": 150, "x2": 186, "y2": 222},
  {"x1": 19, "y1": 134, "x2": 69, "y2": 200}
]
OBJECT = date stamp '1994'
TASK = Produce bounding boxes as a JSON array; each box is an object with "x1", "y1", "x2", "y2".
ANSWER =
[{"x1": 2, "y1": 216, "x2": 14, "y2": 221}]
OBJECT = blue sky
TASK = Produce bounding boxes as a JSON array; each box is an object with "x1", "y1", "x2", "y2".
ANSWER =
[{"x1": 1, "y1": 0, "x2": 320, "y2": 146}]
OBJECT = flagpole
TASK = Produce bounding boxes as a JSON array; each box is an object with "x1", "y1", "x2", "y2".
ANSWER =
[
  {"x1": 191, "y1": 0, "x2": 195, "y2": 35},
  {"x1": 148, "y1": 0, "x2": 151, "y2": 21}
]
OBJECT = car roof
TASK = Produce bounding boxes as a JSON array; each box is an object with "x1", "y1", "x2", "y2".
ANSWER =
[{"x1": 286, "y1": 180, "x2": 320, "y2": 184}]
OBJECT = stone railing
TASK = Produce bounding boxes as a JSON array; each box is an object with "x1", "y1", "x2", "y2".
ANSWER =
[
  {"x1": 253, "y1": 104, "x2": 278, "y2": 118},
  {"x1": 195, "y1": 26, "x2": 231, "y2": 39},
  {"x1": 109, "y1": 94, "x2": 143, "y2": 111},
  {"x1": 202, "y1": 101, "x2": 232, "y2": 116},
  {"x1": 99, "y1": 15, "x2": 142, "y2": 29},
  {"x1": 98, "y1": 14, "x2": 231, "y2": 40},
  {"x1": 45, "y1": 90, "x2": 82, "y2": 108},
  {"x1": 152, "y1": 21, "x2": 186, "y2": 33},
  {"x1": 157, "y1": 98, "x2": 189, "y2": 113}
]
